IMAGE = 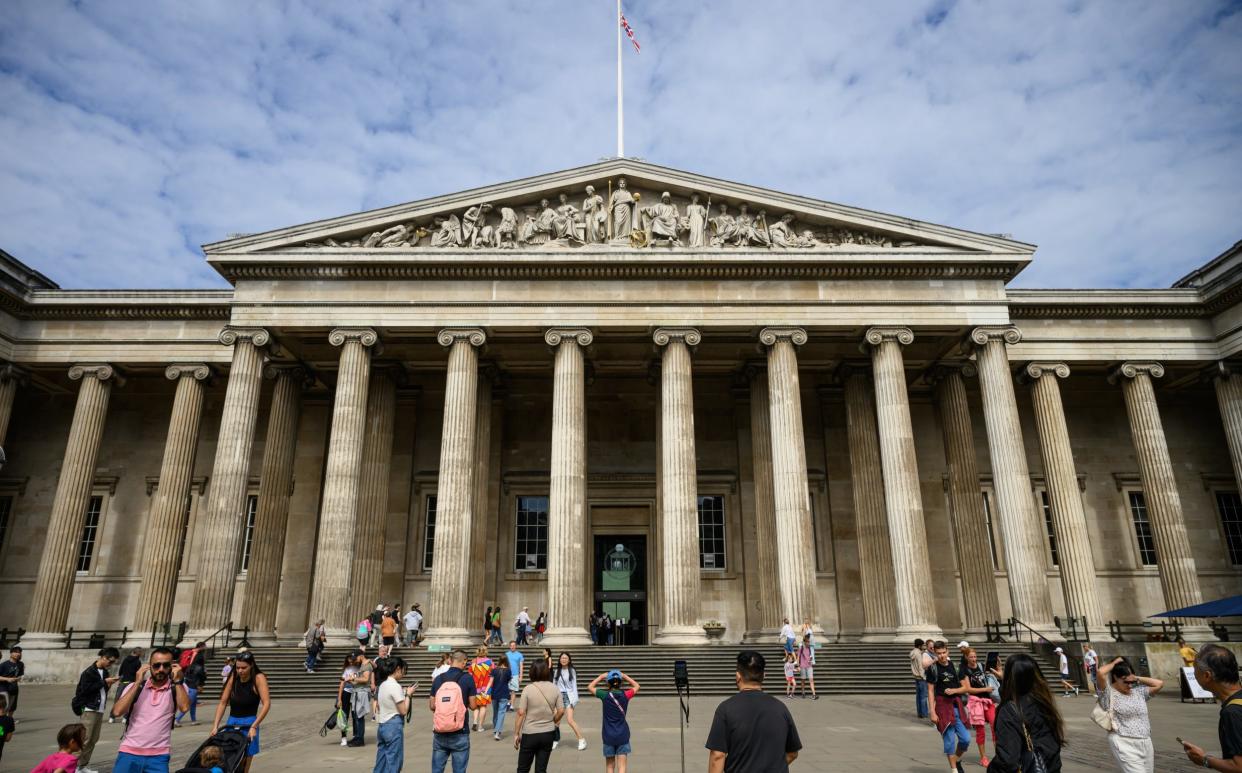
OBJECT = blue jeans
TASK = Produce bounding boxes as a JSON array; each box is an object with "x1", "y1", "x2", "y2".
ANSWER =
[
  {"x1": 431, "y1": 732, "x2": 470, "y2": 773},
  {"x1": 176, "y1": 686, "x2": 198, "y2": 723},
  {"x1": 305, "y1": 646, "x2": 318, "y2": 670},
  {"x1": 915, "y1": 679, "x2": 928, "y2": 718},
  {"x1": 353, "y1": 711, "x2": 366, "y2": 743},
  {"x1": 492, "y1": 698, "x2": 510, "y2": 735},
  {"x1": 375, "y1": 717, "x2": 404, "y2": 773},
  {"x1": 941, "y1": 706, "x2": 971, "y2": 756},
  {"x1": 113, "y1": 752, "x2": 171, "y2": 773}
]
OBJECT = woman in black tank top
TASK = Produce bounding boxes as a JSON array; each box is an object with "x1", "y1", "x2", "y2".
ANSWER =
[{"x1": 210, "y1": 652, "x2": 270, "y2": 773}]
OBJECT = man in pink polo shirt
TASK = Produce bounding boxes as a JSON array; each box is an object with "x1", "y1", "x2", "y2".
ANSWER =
[{"x1": 110, "y1": 647, "x2": 190, "y2": 773}]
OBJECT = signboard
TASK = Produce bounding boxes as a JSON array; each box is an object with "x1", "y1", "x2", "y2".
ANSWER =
[
  {"x1": 427, "y1": 644, "x2": 453, "y2": 653},
  {"x1": 1181, "y1": 667, "x2": 1213, "y2": 702}
]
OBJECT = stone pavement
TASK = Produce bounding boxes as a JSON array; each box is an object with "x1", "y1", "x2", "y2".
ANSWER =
[{"x1": 0, "y1": 685, "x2": 1223, "y2": 772}]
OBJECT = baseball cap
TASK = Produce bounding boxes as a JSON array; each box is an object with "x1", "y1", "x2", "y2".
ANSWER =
[
  {"x1": 956, "y1": 640, "x2": 970, "y2": 648},
  {"x1": 607, "y1": 669, "x2": 622, "y2": 681},
  {"x1": 1053, "y1": 647, "x2": 1063, "y2": 653}
]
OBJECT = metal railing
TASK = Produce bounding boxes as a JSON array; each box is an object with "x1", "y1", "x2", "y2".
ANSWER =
[
  {"x1": 149, "y1": 622, "x2": 187, "y2": 648},
  {"x1": 1106, "y1": 619, "x2": 1182, "y2": 642},
  {"x1": 1210, "y1": 622, "x2": 1242, "y2": 642},
  {"x1": 1007, "y1": 618, "x2": 1061, "y2": 646},
  {"x1": 198, "y1": 622, "x2": 252, "y2": 654},
  {"x1": 1052, "y1": 616, "x2": 1092, "y2": 642},
  {"x1": 0, "y1": 628, "x2": 23, "y2": 648},
  {"x1": 984, "y1": 620, "x2": 1014, "y2": 643},
  {"x1": 64, "y1": 627, "x2": 132, "y2": 649}
]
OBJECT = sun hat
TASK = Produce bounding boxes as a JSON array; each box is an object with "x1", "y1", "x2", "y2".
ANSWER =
[{"x1": 607, "y1": 669, "x2": 622, "y2": 681}]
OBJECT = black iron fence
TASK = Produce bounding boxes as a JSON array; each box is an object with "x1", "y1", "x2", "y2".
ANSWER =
[
  {"x1": 1106, "y1": 619, "x2": 1183, "y2": 642},
  {"x1": 0, "y1": 628, "x2": 23, "y2": 648}
]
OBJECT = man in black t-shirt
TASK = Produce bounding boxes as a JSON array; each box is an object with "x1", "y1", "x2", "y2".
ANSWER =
[
  {"x1": 1182, "y1": 643, "x2": 1242, "y2": 771},
  {"x1": 707, "y1": 650, "x2": 801, "y2": 773},
  {"x1": 0, "y1": 647, "x2": 22, "y2": 716},
  {"x1": 925, "y1": 641, "x2": 971, "y2": 773}
]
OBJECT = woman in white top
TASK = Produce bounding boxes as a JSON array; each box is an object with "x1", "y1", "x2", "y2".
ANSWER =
[
  {"x1": 1096, "y1": 656, "x2": 1164, "y2": 773},
  {"x1": 552, "y1": 652, "x2": 586, "y2": 750},
  {"x1": 430, "y1": 653, "x2": 451, "y2": 682},
  {"x1": 373, "y1": 656, "x2": 416, "y2": 773}
]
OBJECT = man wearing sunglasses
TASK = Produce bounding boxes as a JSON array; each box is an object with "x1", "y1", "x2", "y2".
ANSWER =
[{"x1": 110, "y1": 647, "x2": 190, "y2": 773}]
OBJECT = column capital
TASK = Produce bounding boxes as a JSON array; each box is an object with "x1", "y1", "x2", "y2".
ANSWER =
[
  {"x1": 834, "y1": 360, "x2": 872, "y2": 383},
  {"x1": 263, "y1": 362, "x2": 316, "y2": 388},
  {"x1": 218, "y1": 326, "x2": 271, "y2": 348},
  {"x1": 68, "y1": 363, "x2": 124, "y2": 387},
  {"x1": 1209, "y1": 360, "x2": 1242, "y2": 380},
  {"x1": 926, "y1": 361, "x2": 977, "y2": 385},
  {"x1": 862, "y1": 326, "x2": 914, "y2": 348},
  {"x1": 968, "y1": 325, "x2": 1022, "y2": 347},
  {"x1": 652, "y1": 327, "x2": 701, "y2": 347},
  {"x1": 0, "y1": 363, "x2": 28, "y2": 385},
  {"x1": 164, "y1": 363, "x2": 213, "y2": 382},
  {"x1": 329, "y1": 328, "x2": 380, "y2": 348},
  {"x1": 544, "y1": 328, "x2": 594, "y2": 347},
  {"x1": 436, "y1": 328, "x2": 487, "y2": 347},
  {"x1": 1023, "y1": 361, "x2": 1071, "y2": 381},
  {"x1": 1108, "y1": 361, "x2": 1165, "y2": 384},
  {"x1": 758, "y1": 327, "x2": 808, "y2": 347}
]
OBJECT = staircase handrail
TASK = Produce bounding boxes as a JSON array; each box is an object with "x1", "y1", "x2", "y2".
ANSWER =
[
  {"x1": 1008, "y1": 617, "x2": 1058, "y2": 645},
  {"x1": 201, "y1": 621, "x2": 233, "y2": 653}
]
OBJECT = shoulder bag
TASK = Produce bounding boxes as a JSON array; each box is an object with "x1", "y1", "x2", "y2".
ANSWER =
[
  {"x1": 1090, "y1": 685, "x2": 1114, "y2": 732},
  {"x1": 1012, "y1": 701, "x2": 1049, "y2": 773},
  {"x1": 536, "y1": 682, "x2": 561, "y2": 743}
]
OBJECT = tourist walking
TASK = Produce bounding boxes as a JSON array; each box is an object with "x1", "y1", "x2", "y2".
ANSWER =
[
  {"x1": 506, "y1": 641, "x2": 525, "y2": 702},
  {"x1": 484, "y1": 606, "x2": 494, "y2": 643},
  {"x1": 0, "y1": 694, "x2": 13, "y2": 764},
  {"x1": 1180, "y1": 643, "x2": 1242, "y2": 770},
  {"x1": 925, "y1": 640, "x2": 971, "y2": 773},
  {"x1": 1054, "y1": 647, "x2": 1079, "y2": 696},
  {"x1": 959, "y1": 647, "x2": 998, "y2": 768},
  {"x1": 489, "y1": 607, "x2": 504, "y2": 645},
  {"x1": 911, "y1": 639, "x2": 929, "y2": 717},
  {"x1": 588, "y1": 669, "x2": 640, "y2": 773},
  {"x1": 469, "y1": 646, "x2": 494, "y2": 732},
  {"x1": 30, "y1": 723, "x2": 85, "y2": 773},
  {"x1": 783, "y1": 653, "x2": 797, "y2": 698},
  {"x1": 554, "y1": 652, "x2": 587, "y2": 750},
  {"x1": 405, "y1": 604, "x2": 423, "y2": 647},
  {"x1": 796, "y1": 635, "x2": 818, "y2": 700},
  {"x1": 534, "y1": 612, "x2": 547, "y2": 643},
  {"x1": 357, "y1": 616, "x2": 374, "y2": 650},
  {"x1": 346, "y1": 649, "x2": 376, "y2": 747},
  {"x1": 71, "y1": 646, "x2": 119, "y2": 773},
  {"x1": 1083, "y1": 643, "x2": 1100, "y2": 696},
  {"x1": 516, "y1": 608, "x2": 532, "y2": 645},
  {"x1": 337, "y1": 652, "x2": 361, "y2": 746},
  {"x1": 1095, "y1": 656, "x2": 1163, "y2": 772},
  {"x1": 210, "y1": 651, "x2": 270, "y2": 773},
  {"x1": 175, "y1": 651, "x2": 207, "y2": 726},
  {"x1": 381, "y1": 610, "x2": 399, "y2": 649},
  {"x1": 514, "y1": 659, "x2": 563, "y2": 773},
  {"x1": 369, "y1": 605, "x2": 387, "y2": 648},
  {"x1": 113, "y1": 647, "x2": 144, "y2": 722},
  {"x1": 0, "y1": 646, "x2": 22, "y2": 717},
  {"x1": 490, "y1": 657, "x2": 512, "y2": 740},
  {"x1": 305, "y1": 619, "x2": 326, "y2": 671},
  {"x1": 706, "y1": 650, "x2": 801, "y2": 773},
  {"x1": 429, "y1": 649, "x2": 480, "y2": 773},
  {"x1": 110, "y1": 646, "x2": 191, "y2": 773},
  {"x1": 431, "y1": 653, "x2": 451, "y2": 682},
  {"x1": 389, "y1": 602, "x2": 403, "y2": 646},
  {"x1": 374, "y1": 656, "x2": 416, "y2": 773},
  {"x1": 780, "y1": 618, "x2": 796, "y2": 656},
  {"x1": 988, "y1": 652, "x2": 1065, "y2": 773}
]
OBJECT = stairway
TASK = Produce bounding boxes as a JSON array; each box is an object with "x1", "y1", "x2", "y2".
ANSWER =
[{"x1": 198, "y1": 641, "x2": 1044, "y2": 700}]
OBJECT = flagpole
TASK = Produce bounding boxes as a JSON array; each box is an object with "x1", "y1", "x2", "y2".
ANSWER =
[{"x1": 616, "y1": 0, "x2": 624, "y2": 158}]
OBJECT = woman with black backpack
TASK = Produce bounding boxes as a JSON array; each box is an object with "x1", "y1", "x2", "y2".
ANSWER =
[{"x1": 988, "y1": 653, "x2": 1065, "y2": 772}]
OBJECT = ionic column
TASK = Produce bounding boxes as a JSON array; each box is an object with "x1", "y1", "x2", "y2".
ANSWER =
[
  {"x1": 746, "y1": 365, "x2": 782, "y2": 634},
  {"x1": 1214, "y1": 364, "x2": 1242, "y2": 493},
  {"x1": 760, "y1": 328, "x2": 819, "y2": 630},
  {"x1": 348, "y1": 365, "x2": 398, "y2": 625},
  {"x1": 652, "y1": 328, "x2": 708, "y2": 644},
  {"x1": 424, "y1": 328, "x2": 486, "y2": 647},
  {"x1": 840, "y1": 364, "x2": 899, "y2": 640},
  {"x1": 186, "y1": 328, "x2": 270, "y2": 639},
  {"x1": 932, "y1": 365, "x2": 1002, "y2": 633},
  {"x1": 132, "y1": 364, "x2": 211, "y2": 634},
  {"x1": 23, "y1": 364, "x2": 120, "y2": 644},
  {"x1": 863, "y1": 328, "x2": 942, "y2": 641},
  {"x1": 465, "y1": 368, "x2": 495, "y2": 634},
  {"x1": 240, "y1": 365, "x2": 308, "y2": 642},
  {"x1": 1024, "y1": 362, "x2": 1103, "y2": 629},
  {"x1": 968, "y1": 327, "x2": 1059, "y2": 636},
  {"x1": 307, "y1": 329, "x2": 378, "y2": 641},
  {"x1": 0, "y1": 364, "x2": 26, "y2": 447},
  {"x1": 1113, "y1": 362, "x2": 1206, "y2": 626},
  {"x1": 543, "y1": 329, "x2": 594, "y2": 646}
]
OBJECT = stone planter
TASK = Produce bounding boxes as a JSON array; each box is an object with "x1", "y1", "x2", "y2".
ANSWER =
[{"x1": 703, "y1": 624, "x2": 726, "y2": 641}]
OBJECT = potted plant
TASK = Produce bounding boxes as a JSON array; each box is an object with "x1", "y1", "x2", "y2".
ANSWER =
[{"x1": 703, "y1": 620, "x2": 726, "y2": 641}]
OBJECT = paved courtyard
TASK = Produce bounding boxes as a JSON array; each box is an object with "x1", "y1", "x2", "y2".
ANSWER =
[{"x1": 0, "y1": 685, "x2": 1223, "y2": 772}]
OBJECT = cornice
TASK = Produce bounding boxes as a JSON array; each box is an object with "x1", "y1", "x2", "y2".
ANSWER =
[
  {"x1": 1006, "y1": 289, "x2": 1210, "y2": 319},
  {"x1": 0, "y1": 289, "x2": 233, "y2": 321}
]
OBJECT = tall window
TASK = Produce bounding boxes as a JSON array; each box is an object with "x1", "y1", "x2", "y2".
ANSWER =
[
  {"x1": 514, "y1": 496, "x2": 549, "y2": 571},
  {"x1": 76, "y1": 495, "x2": 104, "y2": 573},
  {"x1": 1217, "y1": 490, "x2": 1242, "y2": 565},
  {"x1": 422, "y1": 495, "x2": 437, "y2": 571},
  {"x1": 1038, "y1": 490, "x2": 1059, "y2": 566},
  {"x1": 981, "y1": 491, "x2": 999, "y2": 569},
  {"x1": 697, "y1": 495, "x2": 726, "y2": 570},
  {"x1": 239, "y1": 495, "x2": 259, "y2": 572},
  {"x1": 1128, "y1": 491, "x2": 1158, "y2": 566},
  {"x1": 0, "y1": 495, "x2": 12, "y2": 557}
]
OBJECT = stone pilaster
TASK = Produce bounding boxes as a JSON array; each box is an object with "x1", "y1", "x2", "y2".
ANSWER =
[
  {"x1": 760, "y1": 327, "x2": 819, "y2": 631},
  {"x1": 239, "y1": 364, "x2": 308, "y2": 641},
  {"x1": 308, "y1": 329, "x2": 378, "y2": 641},
  {"x1": 652, "y1": 328, "x2": 708, "y2": 644},
  {"x1": 466, "y1": 368, "x2": 494, "y2": 635},
  {"x1": 1024, "y1": 362, "x2": 1103, "y2": 629},
  {"x1": 187, "y1": 328, "x2": 270, "y2": 639},
  {"x1": 969, "y1": 327, "x2": 1059, "y2": 638},
  {"x1": 746, "y1": 365, "x2": 782, "y2": 635},
  {"x1": 1113, "y1": 362, "x2": 1206, "y2": 627},
  {"x1": 347, "y1": 365, "x2": 398, "y2": 625},
  {"x1": 424, "y1": 328, "x2": 486, "y2": 647},
  {"x1": 543, "y1": 329, "x2": 594, "y2": 646},
  {"x1": 132, "y1": 364, "x2": 211, "y2": 634},
  {"x1": 932, "y1": 365, "x2": 1002, "y2": 634},
  {"x1": 863, "y1": 328, "x2": 942, "y2": 641},
  {"x1": 0, "y1": 364, "x2": 26, "y2": 448},
  {"x1": 1214, "y1": 365, "x2": 1242, "y2": 494},
  {"x1": 840, "y1": 364, "x2": 899, "y2": 640},
  {"x1": 23, "y1": 364, "x2": 120, "y2": 645}
]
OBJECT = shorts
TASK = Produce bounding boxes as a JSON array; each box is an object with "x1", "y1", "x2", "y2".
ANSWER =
[
  {"x1": 228, "y1": 715, "x2": 260, "y2": 756},
  {"x1": 785, "y1": 676, "x2": 796, "y2": 685},
  {"x1": 561, "y1": 691, "x2": 578, "y2": 709},
  {"x1": 603, "y1": 742, "x2": 632, "y2": 757},
  {"x1": 800, "y1": 667, "x2": 813, "y2": 679},
  {"x1": 383, "y1": 636, "x2": 395, "y2": 646},
  {"x1": 783, "y1": 638, "x2": 795, "y2": 654}
]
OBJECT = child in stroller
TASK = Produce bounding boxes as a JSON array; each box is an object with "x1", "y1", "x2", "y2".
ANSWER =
[{"x1": 175, "y1": 727, "x2": 249, "y2": 773}]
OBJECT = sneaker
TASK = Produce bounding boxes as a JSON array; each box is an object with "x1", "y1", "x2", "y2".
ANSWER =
[
  {"x1": 107, "y1": 717, "x2": 115, "y2": 724},
  {"x1": 578, "y1": 738, "x2": 587, "y2": 750},
  {"x1": 493, "y1": 732, "x2": 501, "y2": 741},
  {"x1": 552, "y1": 741, "x2": 559, "y2": 750},
  {"x1": 812, "y1": 695, "x2": 819, "y2": 701},
  {"x1": 980, "y1": 756, "x2": 989, "y2": 767},
  {"x1": 340, "y1": 738, "x2": 349, "y2": 747}
]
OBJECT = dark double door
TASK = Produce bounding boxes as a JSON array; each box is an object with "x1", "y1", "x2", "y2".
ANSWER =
[{"x1": 593, "y1": 534, "x2": 647, "y2": 646}]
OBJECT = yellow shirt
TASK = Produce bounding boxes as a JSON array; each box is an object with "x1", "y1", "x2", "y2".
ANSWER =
[{"x1": 1179, "y1": 645, "x2": 1196, "y2": 667}]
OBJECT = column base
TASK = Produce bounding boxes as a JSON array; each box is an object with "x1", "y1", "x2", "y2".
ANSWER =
[
  {"x1": 320, "y1": 628, "x2": 367, "y2": 648},
  {"x1": 540, "y1": 627, "x2": 594, "y2": 647},
  {"x1": 421, "y1": 627, "x2": 477, "y2": 650},
  {"x1": 740, "y1": 627, "x2": 780, "y2": 645},
  {"x1": 895, "y1": 624, "x2": 944, "y2": 644},
  {"x1": 243, "y1": 630, "x2": 280, "y2": 647},
  {"x1": 859, "y1": 628, "x2": 898, "y2": 643},
  {"x1": 1176, "y1": 623, "x2": 1216, "y2": 642},
  {"x1": 653, "y1": 625, "x2": 710, "y2": 645},
  {"x1": 14, "y1": 630, "x2": 67, "y2": 649}
]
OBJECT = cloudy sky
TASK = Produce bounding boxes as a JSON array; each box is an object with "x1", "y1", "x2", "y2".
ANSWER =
[{"x1": 1, "y1": 1, "x2": 1239, "y2": 289}]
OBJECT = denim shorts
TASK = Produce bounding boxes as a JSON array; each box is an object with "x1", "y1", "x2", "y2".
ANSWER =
[{"x1": 603, "y1": 742, "x2": 632, "y2": 757}]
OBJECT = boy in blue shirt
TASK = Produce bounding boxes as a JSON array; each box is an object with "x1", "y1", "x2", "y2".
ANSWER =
[{"x1": 587, "y1": 669, "x2": 641, "y2": 768}]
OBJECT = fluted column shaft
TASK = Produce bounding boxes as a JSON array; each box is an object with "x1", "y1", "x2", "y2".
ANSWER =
[
  {"x1": 308, "y1": 330, "x2": 377, "y2": 638},
  {"x1": 1215, "y1": 371, "x2": 1242, "y2": 493},
  {"x1": 240, "y1": 366, "x2": 306, "y2": 639},
  {"x1": 544, "y1": 329, "x2": 593, "y2": 645},
  {"x1": 466, "y1": 374, "x2": 494, "y2": 631},
  {"x1": 653, "y1": 328, "x2": 708, "y2": 644},
  {"x1": 1025, "y1": 363, "x2": 1102, "y2": 627},
  {"x1": 864, "y1": 328, "x2": 942, "y2": 640},
  {"x1": 1117, "y1": 363, "x2": 1204, "y2": 616},
  {"x1": 25, "y1": 365, "x2": 117, "y2": 640},
  {"x1": 0, "y1": 365, "x2": 22, "y2": 447},
  {"x1": 762, "y1": 329, "x2": 818, "y2": 629},
  {"x1": 133, "y1": 365, "x2": 210, "y2": 632},
  {"x1": 842, "y1": 368, "x2": 898, "y2": 637},
  {"x1": 188, "y1": 329, "x2": 268, "y2": 636},
  {"x1": 747, "y1": 369, "x2": 782, "y2": 632},
  {"x1": 347, "y1": 367, "x2": 398, "y2": 624},
  {"x1": 425, "y1": 329, "x2": 486, "y2": 646},
  {"x1": 971, "y1": 328, "x2": 1058, "y2": 635}
]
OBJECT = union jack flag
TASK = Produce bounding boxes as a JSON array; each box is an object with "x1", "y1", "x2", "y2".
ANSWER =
[{"x1": 620, "y1": 11, "x2": 641, "y2": 53}]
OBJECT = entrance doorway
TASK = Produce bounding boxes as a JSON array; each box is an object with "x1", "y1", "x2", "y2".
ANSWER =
[{"x1": 593, "y1": 534, "x2": 647, "y2": 645}]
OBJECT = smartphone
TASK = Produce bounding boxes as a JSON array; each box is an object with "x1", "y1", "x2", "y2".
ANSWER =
[{"x1": 985, "y1": 652, "x2": 1000, "y2": 671}]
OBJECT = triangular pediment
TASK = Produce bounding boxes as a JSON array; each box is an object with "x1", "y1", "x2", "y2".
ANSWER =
[{"x1": 202, "y1": 159, "x2": 1034, "y2": 255}]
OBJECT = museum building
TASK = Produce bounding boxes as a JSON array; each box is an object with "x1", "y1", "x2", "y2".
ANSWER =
[{"x1": 0, "y1": 159, "x2": 1240, "y2": 648}]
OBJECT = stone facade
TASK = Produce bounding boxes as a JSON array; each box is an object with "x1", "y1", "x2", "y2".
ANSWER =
[{"x1": 0, "y1": 159, "x2": 1239, "y2": 648}]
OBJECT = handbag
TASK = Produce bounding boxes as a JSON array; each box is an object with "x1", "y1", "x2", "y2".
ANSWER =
[
  {"x1": 536, "y1": 683, "x2": 561, "y2": 742},
  {"x1": 1090, "y1": 686, "x2": 1115, "y2": 732},
  {"x1": 1014, "y1": 703, "x2": 1050, "y2": 773}
]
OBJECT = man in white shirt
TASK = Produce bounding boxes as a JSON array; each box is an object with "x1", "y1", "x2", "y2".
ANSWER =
[
  {"x1": 516, "y1": 607, "x2": 532, "y2": 645},
  {"x1": 1054, "y1": 646, "x2": 1078, "y2": 696},
  {"x1": 404, "y1": 604, "x2": 423, "y2": 646},
  {"x1": 74, "y1": 646, "x2": 119, "y2": 773},
  {"x1": 1082, "y1": 643, "x2": 1099, "y2": 695},
  {"x1": 780, "y1": 619, "x2": 796, "y2": 656}
]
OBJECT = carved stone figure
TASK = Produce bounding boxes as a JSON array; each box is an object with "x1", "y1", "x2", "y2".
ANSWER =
[
  {"x1": 768, "y1": 213, "x2": 798, "y2": 248},
  {"x1": 582, "y1": 185, "x2": 606, "y2": 243},
  {"x1": 555, "y1": 193, "x2": 584, "y2": 242},
  {"x1": 610, "y1": 177, "x2": 635, "y2": 240},
  {"x1": 733, "y1": 204, "x2": 757, "y2": 246},
  {"x1": 710, "y1": 203, "x2": 737, "y2": 246},
  {"x1": 462, "y1": 203, "x2": 493, "y2": 248},
  {"x1": 431, "y1": 215, "x2": 462, "y2": 248},
  {"x1": 642, "y1": 191, "x2": 680, "y2": 246},
  {"x1": 495, "y1": 207, "x2": 518, "y2": 248},
  {"x1": 373, "y1": 223, "x2": 415, "y2": 247},
  {"x1": 684, "y1": 193, "x2": 708, "y2": 248},
  {"x1": 518, "y1": 207, "x2": 541, "y2": 244},
  {"x1": 796, "y1": 228, "x2": 821, "y2": 248}
]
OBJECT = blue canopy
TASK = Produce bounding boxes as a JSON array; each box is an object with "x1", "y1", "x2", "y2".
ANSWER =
[{"x1": 1151, "y1": 595, "x2": 1242, "y2": 619}]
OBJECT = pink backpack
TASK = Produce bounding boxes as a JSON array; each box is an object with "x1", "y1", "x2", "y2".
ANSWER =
[{"x1": 433, "y1": 678, "x2": 466, "y2": 733}]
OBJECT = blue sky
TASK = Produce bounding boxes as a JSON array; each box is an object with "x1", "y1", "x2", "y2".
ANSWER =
[{"x1": 1, "y1": 0, "x2": 1239, "y2": 289}]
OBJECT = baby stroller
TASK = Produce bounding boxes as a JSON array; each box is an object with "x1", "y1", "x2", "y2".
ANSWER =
[{"x1": 175, "y1": 727, "x2": 250, "y2": 773}]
